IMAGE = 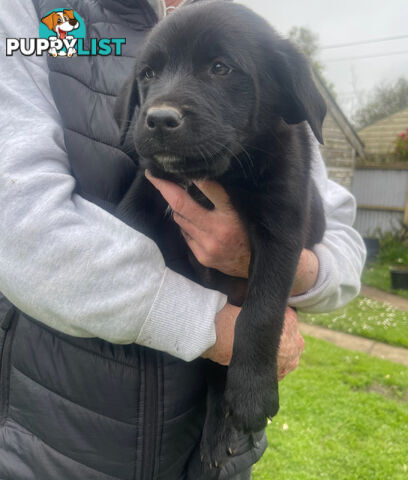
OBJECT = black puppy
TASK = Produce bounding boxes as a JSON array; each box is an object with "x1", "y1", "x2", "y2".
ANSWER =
[{"x1": 114, "y1": 0, "x2": 326, "y2": 472}]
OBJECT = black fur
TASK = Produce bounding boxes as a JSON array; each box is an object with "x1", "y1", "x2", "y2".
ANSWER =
[{"x1": 114, "y1": 1, "x2": 326, "y2": 475}]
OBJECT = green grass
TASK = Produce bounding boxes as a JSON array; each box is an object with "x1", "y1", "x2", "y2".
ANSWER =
[
  {"x1": 363, "y1": 262, "x2": 408, "y2": 300},
  {"x1": 301, "y1": 296, "x2": 408, "y2": 348},
  {"x1": 253, "y1": 336, "x2": 408, "y2": 480}
]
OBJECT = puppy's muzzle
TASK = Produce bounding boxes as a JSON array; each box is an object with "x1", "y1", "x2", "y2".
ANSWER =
[{"x1": 146, "y1": 106, "x2": 184, "y2": 133}]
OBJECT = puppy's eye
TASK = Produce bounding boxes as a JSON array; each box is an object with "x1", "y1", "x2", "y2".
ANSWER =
[
  {"x1": 142, "y1": 67, "x2": 156, "y2": 80},
  {"x1": 64, "y1": 16, "x2": 69, "y2": 21},
  {"x1": 210, "y1": 62, "x2": 232, "y2": 76},
  {"x1": 57, "y1": 18, "x2": 62, "y2": 24}
]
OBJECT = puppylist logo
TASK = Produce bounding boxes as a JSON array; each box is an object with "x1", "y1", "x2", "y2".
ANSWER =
[{"x1": 6, "y1": 8, "x2": 126, "y2": 57}]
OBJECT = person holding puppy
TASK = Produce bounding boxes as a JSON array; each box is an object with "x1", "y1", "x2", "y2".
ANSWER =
[{"x1": 0, "y1": 0, "x2": 365, "y2": 479}]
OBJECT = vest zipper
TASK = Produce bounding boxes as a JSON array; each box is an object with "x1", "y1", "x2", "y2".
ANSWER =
[
  {"x1": 0, "y1": 307, "x2": 17, "y2": 423},
  {"x1": 142, "y1": 348, "x2": 160, "y2": 480}
]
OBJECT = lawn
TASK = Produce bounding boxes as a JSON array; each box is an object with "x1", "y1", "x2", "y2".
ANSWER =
[
  {"x1": 363, "y1": 262, "x2": 408, "y2": 300},
  {"x1": 301, "y1": 296, "x2": 408, "y2": 348},
  {"x1": 253, "y1": 336, "x2": 408, "y2": 480}
]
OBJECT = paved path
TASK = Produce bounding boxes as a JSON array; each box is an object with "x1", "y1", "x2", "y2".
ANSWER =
[
  {"x1": 299, "y1": 322, "x2": 408, "y2": 367},
  {"x1": 361, "y1": 285, "x2": 408, "y2": 312},
  {"x1": 299, "y1": 285, "x2": 408, "y2": 366}
]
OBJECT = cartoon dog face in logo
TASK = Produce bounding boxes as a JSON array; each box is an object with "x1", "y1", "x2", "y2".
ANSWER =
[{"x1": 41, "y1": 9, "x2": 79, "y2": 57}]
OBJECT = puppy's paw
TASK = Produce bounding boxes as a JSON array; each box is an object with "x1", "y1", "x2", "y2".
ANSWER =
[
  {"x1": 225, "y1": 365, "x2": 279, "y2": 433},
  {"x1": 200, "y1": 411, "x2": 238, "y2": 474}
]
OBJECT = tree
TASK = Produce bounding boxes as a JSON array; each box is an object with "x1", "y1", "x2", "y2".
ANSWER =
[
  {"x1": 288, "y1": 26, "x2": 336, "y2": 97},
  {"x1": 289, "y1": 26, "x2": 320, "y2": 60},
  {"x1": 352, "y1": 78, "x2": 408, "y2": 129}
]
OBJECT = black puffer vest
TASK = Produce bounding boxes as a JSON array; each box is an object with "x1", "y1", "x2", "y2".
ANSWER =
[{"x1": 0, "y1": 1, "x2": 266, "y2": 479}]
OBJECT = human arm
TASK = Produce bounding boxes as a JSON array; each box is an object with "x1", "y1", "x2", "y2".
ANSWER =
[{"x1": 0, "y1": 0, "x2": 227, "y2": 362}]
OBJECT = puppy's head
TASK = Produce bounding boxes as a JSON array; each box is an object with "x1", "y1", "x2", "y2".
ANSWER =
[
  {"x1": 115, "y1": 1, "x2": 326, "y2": 180},
  {"x1": 41, "y1": 10, "x2": 79, "y2": 37}
]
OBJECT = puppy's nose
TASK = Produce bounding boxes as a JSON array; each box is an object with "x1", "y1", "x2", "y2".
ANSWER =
[
  {"x1": 69, "y1": 19, "x2": 78, "y2": 26},
  {"x1": 146, "y1": 107, "x2": 183, "y2": 132}
]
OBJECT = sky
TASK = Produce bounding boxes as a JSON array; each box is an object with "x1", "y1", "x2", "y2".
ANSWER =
[{"x1": 238, "y1": 0, "x2": 408, "y2": 120}]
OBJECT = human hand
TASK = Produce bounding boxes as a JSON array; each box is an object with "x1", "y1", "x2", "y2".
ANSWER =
[
  {"x1": 277, "y1": 307, "x2": 305, "y2": 381},
  {"x1": 201, "y1": 303, "x2": 304, "y2": 380},
  {"x1": 145, "y1": 173, "x2": 319, "y2": 294},
  {"x1": 145, "y1": 171, "x2": 250, "y2": 278}
]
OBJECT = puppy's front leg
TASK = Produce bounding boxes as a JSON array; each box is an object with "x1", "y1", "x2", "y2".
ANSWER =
[{"x1": 225, "y1": 226, "x2": 303, "y2": 433}]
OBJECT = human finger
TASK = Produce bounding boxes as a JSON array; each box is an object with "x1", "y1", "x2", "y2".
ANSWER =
[
  {"x1": 193, "y1": 179, "x2": 232, "y2": 211},
  {"x1": 278, "y1": 359, "x2": 299, "y2": 381},
  {"x1": 145, "y1": 170, "x2": 208, "y2": 222},
  {"x1": 277, "y1": 308, "x2": 304, "y2": 381},
  {"x1": 179, "y1": 227, "x2": 218, "y2": 268},
  {"x1": 173, "y1": 212, "x2": 208, "y2": 241}
]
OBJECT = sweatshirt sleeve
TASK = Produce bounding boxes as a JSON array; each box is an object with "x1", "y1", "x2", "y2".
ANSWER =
[
  {"x1": 288, "y1": 138, "x2": 367, "y2": 312},
  {"x1": 0, "y1": 0, "x2": 226, "y2": 362}
]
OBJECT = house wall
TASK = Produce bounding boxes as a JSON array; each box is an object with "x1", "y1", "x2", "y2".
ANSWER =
[
  {"x1": 358, "y1": 107, "x2": 408, "y2": 156},
  {"x1": 351, "y1": 167, "x2": 408, "y2": 236},
  {"x1": 320, "y1": 112, "x2": 356, "y2": 190}
]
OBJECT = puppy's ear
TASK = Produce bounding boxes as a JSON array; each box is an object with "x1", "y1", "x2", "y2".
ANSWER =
[
  {"x1": 114, "y1": 73, "x2": 140, "y2": 146},
  {"x1": 63, "y1": 9, "x2": 75, "y2": 19},
  {"x1": 272, "y1": 41, "x2": 326, "y2": 144},
  {"x1": 41, "y1": 12, "x2": 57, "y2": 32}
]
